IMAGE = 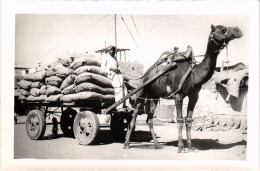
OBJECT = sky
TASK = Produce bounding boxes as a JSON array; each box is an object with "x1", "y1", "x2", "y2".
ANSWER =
[{"x1": 15, "y1": 14, "x2": 249, "y2": 70}]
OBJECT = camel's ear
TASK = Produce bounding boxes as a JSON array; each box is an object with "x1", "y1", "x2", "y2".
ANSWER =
[{"x1": 211, "y1": 24, "x2": 216, "y2": 31}]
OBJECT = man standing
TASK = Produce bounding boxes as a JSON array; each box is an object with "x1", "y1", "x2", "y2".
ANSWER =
[{"x1": 101, "y1": 46, "x2": 131, "y2": 112}]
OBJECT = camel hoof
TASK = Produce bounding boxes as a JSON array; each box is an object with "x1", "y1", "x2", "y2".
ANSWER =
[
  {"x1": 122, "y1": 145, "x2": 130, "y2": 149},
  {"x1": 188, "y1": 147, "x2": 199, "y2": 153},
  {"x1": 155, "y1": 145, "x2": 163, "y2": 149},
  {"x1": 177, "y1": 147, "x2": 187, "y2": 153}
]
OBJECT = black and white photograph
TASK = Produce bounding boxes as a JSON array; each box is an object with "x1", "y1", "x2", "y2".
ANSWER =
[{"x1": 1, "y1": 0, "x2": 259, "y2": 170}]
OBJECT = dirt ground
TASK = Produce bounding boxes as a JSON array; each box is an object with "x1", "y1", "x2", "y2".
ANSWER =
[{"x1": 14, "y1": 115, "x2": 247, "y2": 160}]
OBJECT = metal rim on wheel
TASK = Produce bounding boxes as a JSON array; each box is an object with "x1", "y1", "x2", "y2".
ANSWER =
[
  {"x1": 26, "y1": 109, "x2": 46, "y2": 140},
  {"x1": 73, "y1": 111, "x2": 100, "y2": 145}
]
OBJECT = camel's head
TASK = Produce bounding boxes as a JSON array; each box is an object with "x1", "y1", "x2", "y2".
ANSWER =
[{"x1": 210, "y1": 24, "x2": 243, "y2": 45}]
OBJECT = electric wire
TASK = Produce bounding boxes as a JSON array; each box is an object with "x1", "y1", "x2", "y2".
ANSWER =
[
  {"x1": 120, "y1": 15, "x2": 140, "y2": 49},
  {"x1": 131, "y1": 15, "x2": 144, "y2": 48}
]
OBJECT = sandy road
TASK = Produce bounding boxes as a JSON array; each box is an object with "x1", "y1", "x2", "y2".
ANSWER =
[{"x1": 14, "y1": 115, "x2": 247, "y2": 161}]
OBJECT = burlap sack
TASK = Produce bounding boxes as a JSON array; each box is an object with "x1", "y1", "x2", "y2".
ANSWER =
[
  {"x1": 60, "y1": 94, "x2": 78, "y2": 103},
  {"x1": 31, "y1": 82, "x2": 43, "y2": 88},
  {"x1": 61, "y1": 84, "x2": 76, "y2": 95},
  {"x1": 55, "y1": 65, "x2": 73, "y2": 78},
  {"x1": 46, "y1": 70, "x2": 56, "y2": 77},
  {"x1": 70, "y1": 56, "x2": 101, "y2": 70},
  {"x1": 18, "y1": 89, "x2": 30, "y2": 96},
  {"x1": 46, "y1": 86, "x2": 62, "y2": 96},
  {"x1": 26, "y1": 95, "x2": 47, "y2": 102},
  {"x1": 75, "y1": 72, "x2": 113, "y2": 88},
  {"x1": 18, "y1": 95, "x2": 27, "y2": 100},
  {"x1": 23, "y1": 71, "x2": 46, "y2": 81},
  {"x1": 240, "y1": 118, "x2": 247, "y2": 130},
  {"x1": 18, "y1": 80, "x2": 32, "y2": 90},
  {"x1": 39, "y1": 85, "x2": 47, "y2": 95},
  {"x1": 60, "y1": 74, "x2": 77, "y2": 90},
  {"x1": 75, "y1": 82, "x2": 114, "y2": 95},
  {"x1": 45, "y1": 76, "x2": 63, "y2": 87},
  {"x1": 30, "y1": 88, "x2": 41, "y2": 97},
  {"x1": 45, "y1": 94, "x2": 63, "y2": 102},
  {"x1": 74, "y1": 65, "x2": 107, "y2": 77},
  {"x1": 60, "y1": 58, "x2": 70, "y2": 67},
  {"x1": 75, "y1": 92, "x2": 115, "y2": 102}
]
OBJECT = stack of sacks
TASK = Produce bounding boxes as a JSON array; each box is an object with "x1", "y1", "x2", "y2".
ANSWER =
[
  {"x1": 17, "y1": 53, "x2": 116, "y2": 104},
  {"x1": 45, "y1": 60, "x2": 73, "y2": 102},
  {"x1": 60, "y1": 53, "x2": 115, "y2": 103},
  {"x1": 18, "y1": 70, "x2": 47, "y2": 101}
]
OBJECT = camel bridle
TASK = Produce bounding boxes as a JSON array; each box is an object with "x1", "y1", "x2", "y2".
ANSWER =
[{"x1": 210, "y1": 26, "x2": 229, "y2": 50}]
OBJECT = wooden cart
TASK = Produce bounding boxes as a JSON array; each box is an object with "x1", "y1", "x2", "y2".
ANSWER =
[{"x1": 25, "y1": 62, "x2": 176, "y2": 145}]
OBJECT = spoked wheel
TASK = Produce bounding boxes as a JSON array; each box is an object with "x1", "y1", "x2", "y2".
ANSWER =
[
  {"x1": 73, "y1": 111, "x2": 100, "y2": 145},
  {"x1": 26, "y1": 109, "x2": 46, "y2": 140},
  {"x1": 60, "y1": 108, "x2": 77, "y2": 137},
  {"x1": 110, "y1": 114, "x2": 134, "y2": 142}
]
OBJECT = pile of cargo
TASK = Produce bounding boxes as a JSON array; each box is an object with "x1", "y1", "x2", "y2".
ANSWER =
[
  {"x1": 192, "y1": 115, "x2": 247, "y2": 133},
  {"x1": 16, "y1": 53, "x2": 115, "y2": 104}
]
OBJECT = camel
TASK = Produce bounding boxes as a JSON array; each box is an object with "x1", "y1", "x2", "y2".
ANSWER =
[{"x1": 123, "y1": 24, "x2": 243, "y2": 153}]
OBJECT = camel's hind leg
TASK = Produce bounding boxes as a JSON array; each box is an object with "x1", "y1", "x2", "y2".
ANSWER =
[
  {"x1": 123, "y1": 101, "x2": 143, "y2": 149},
  {"x1": 175, "y1": 93, "x2": 186, "y2": 153},
  {"x1": 186, "y1": 93, "x2": 199, "y2": 152},
  {"x1": 146, "y1": 99, "x2": 162, "y2": 149}
]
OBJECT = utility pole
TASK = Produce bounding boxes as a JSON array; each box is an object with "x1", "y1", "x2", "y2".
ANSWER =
[
  {"x1": 115, "y1": 14, "x2": 117, "y2": 48},
  {"x1": 114, "y1": 14, "x2": 118, "y2": 60}
]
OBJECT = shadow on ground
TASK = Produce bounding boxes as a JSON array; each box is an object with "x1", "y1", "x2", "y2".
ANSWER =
[{"x1": 164, "y1": 139, "x2": 247, "y2": 150}]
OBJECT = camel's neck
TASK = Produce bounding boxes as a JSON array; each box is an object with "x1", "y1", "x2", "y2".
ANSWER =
[{"x1": 193, "y1": 39, "x2": 222, "y2": 85}]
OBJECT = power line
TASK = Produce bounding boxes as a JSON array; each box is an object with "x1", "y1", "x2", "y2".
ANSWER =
[
  {"x1": 120, "y1": 15, "x2": 140, "y2": 48},
  {"x1": 131, "y1": 14, "x2": 145, "y2": 48}
]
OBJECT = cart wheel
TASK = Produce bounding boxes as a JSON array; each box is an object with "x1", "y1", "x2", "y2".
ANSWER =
[
  {"x1": 60, "y1": 108, "x2": 77, "y2": 137},
  {"x1": 73, "y1": 111, "x2": 100, "y2": 145},
  {"x1": 110, "y1": 115, "x2": 128, "y2": 142},
  {"x1": 26, "y1": 109, "x2": 46, "y2": 140}
]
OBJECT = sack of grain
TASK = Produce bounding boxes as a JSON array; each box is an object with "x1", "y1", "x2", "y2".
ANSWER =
[
  {"x1": 45, "y1": 94, "x2": 63, "y2": 102},
  {"x1": 26, "y1": 95, "x2": 47, "y2": 102},
  {"x1": 46, "y1": 69, "x2": 56, "y2": 77},
  {"x1": 75, "y1": 82, "x2": 114, "y2": 95},
  {"x1": 46, "y1": 86, "x2": 62, "y2": 96},
  {"x1": 39, "y1": 85, "x2": 47, "y2": 95},
  {"x1": 60, "y1": 74, "x2": 77, "y2": 90},
  {"x1": 45, "y1": 76, "x2": 63, "y2": 87},
  {"x1": 75, "y1": 72, "x2": 113, "y2": 88},
  {"x1": 18, "y1": 88, "x2": 30, "y2": 96},
  {"x1": 60, "y1": 94, "x2": 78, "y2": 103},
  {"x1": 61, "y1": 84, "x2": 76, "y2": 95},
  {"x1": 74, "y1": 65, "x2": 108, "y2": 77},
  {"x1": 75, "y1": 91, "x2": 115, "y2": 102},
  {"x1": 59, "y1": 58, "x2": 70, "y2": 67},
  {"x1": 23, "y1": 71, "x2": 46, "y2": 81},
  {"x1": 18, "y1": 94, "x2": 27, "y2": 101},
  {"x1": 31, "y1": 82, "x2": 43, "y2": 88},
  {"x1": 70, "y1": 56, "x2": 101, "y2": 70},
  {"x1": 18, "y1": 80, "x2": 32, "y2": 90},
  {"x1": 30, "y1": 88, "x2": 41, "y2": 97},
  {"x1": 55, "y1": 65, "x2": 73, "y2": 78}
]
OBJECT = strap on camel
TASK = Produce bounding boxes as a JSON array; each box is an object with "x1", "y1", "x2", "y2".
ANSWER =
[{"x1": 167, "y1": 47, "x2": 196, "y2": 100}]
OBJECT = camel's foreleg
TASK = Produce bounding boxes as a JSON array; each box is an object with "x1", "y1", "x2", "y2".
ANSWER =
[
  {"x1": 186, "y1": 93, "x2": 199, "y2": 152},
  {"x1": 146, "y1": 100, "x2": 162, "y2": 149},
  {"x1": 175, "y1": 93, "x2": 186, "y2": 153},
  {"x1": 123, "y1": 102, "x2": 142, "y2": 149}
]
